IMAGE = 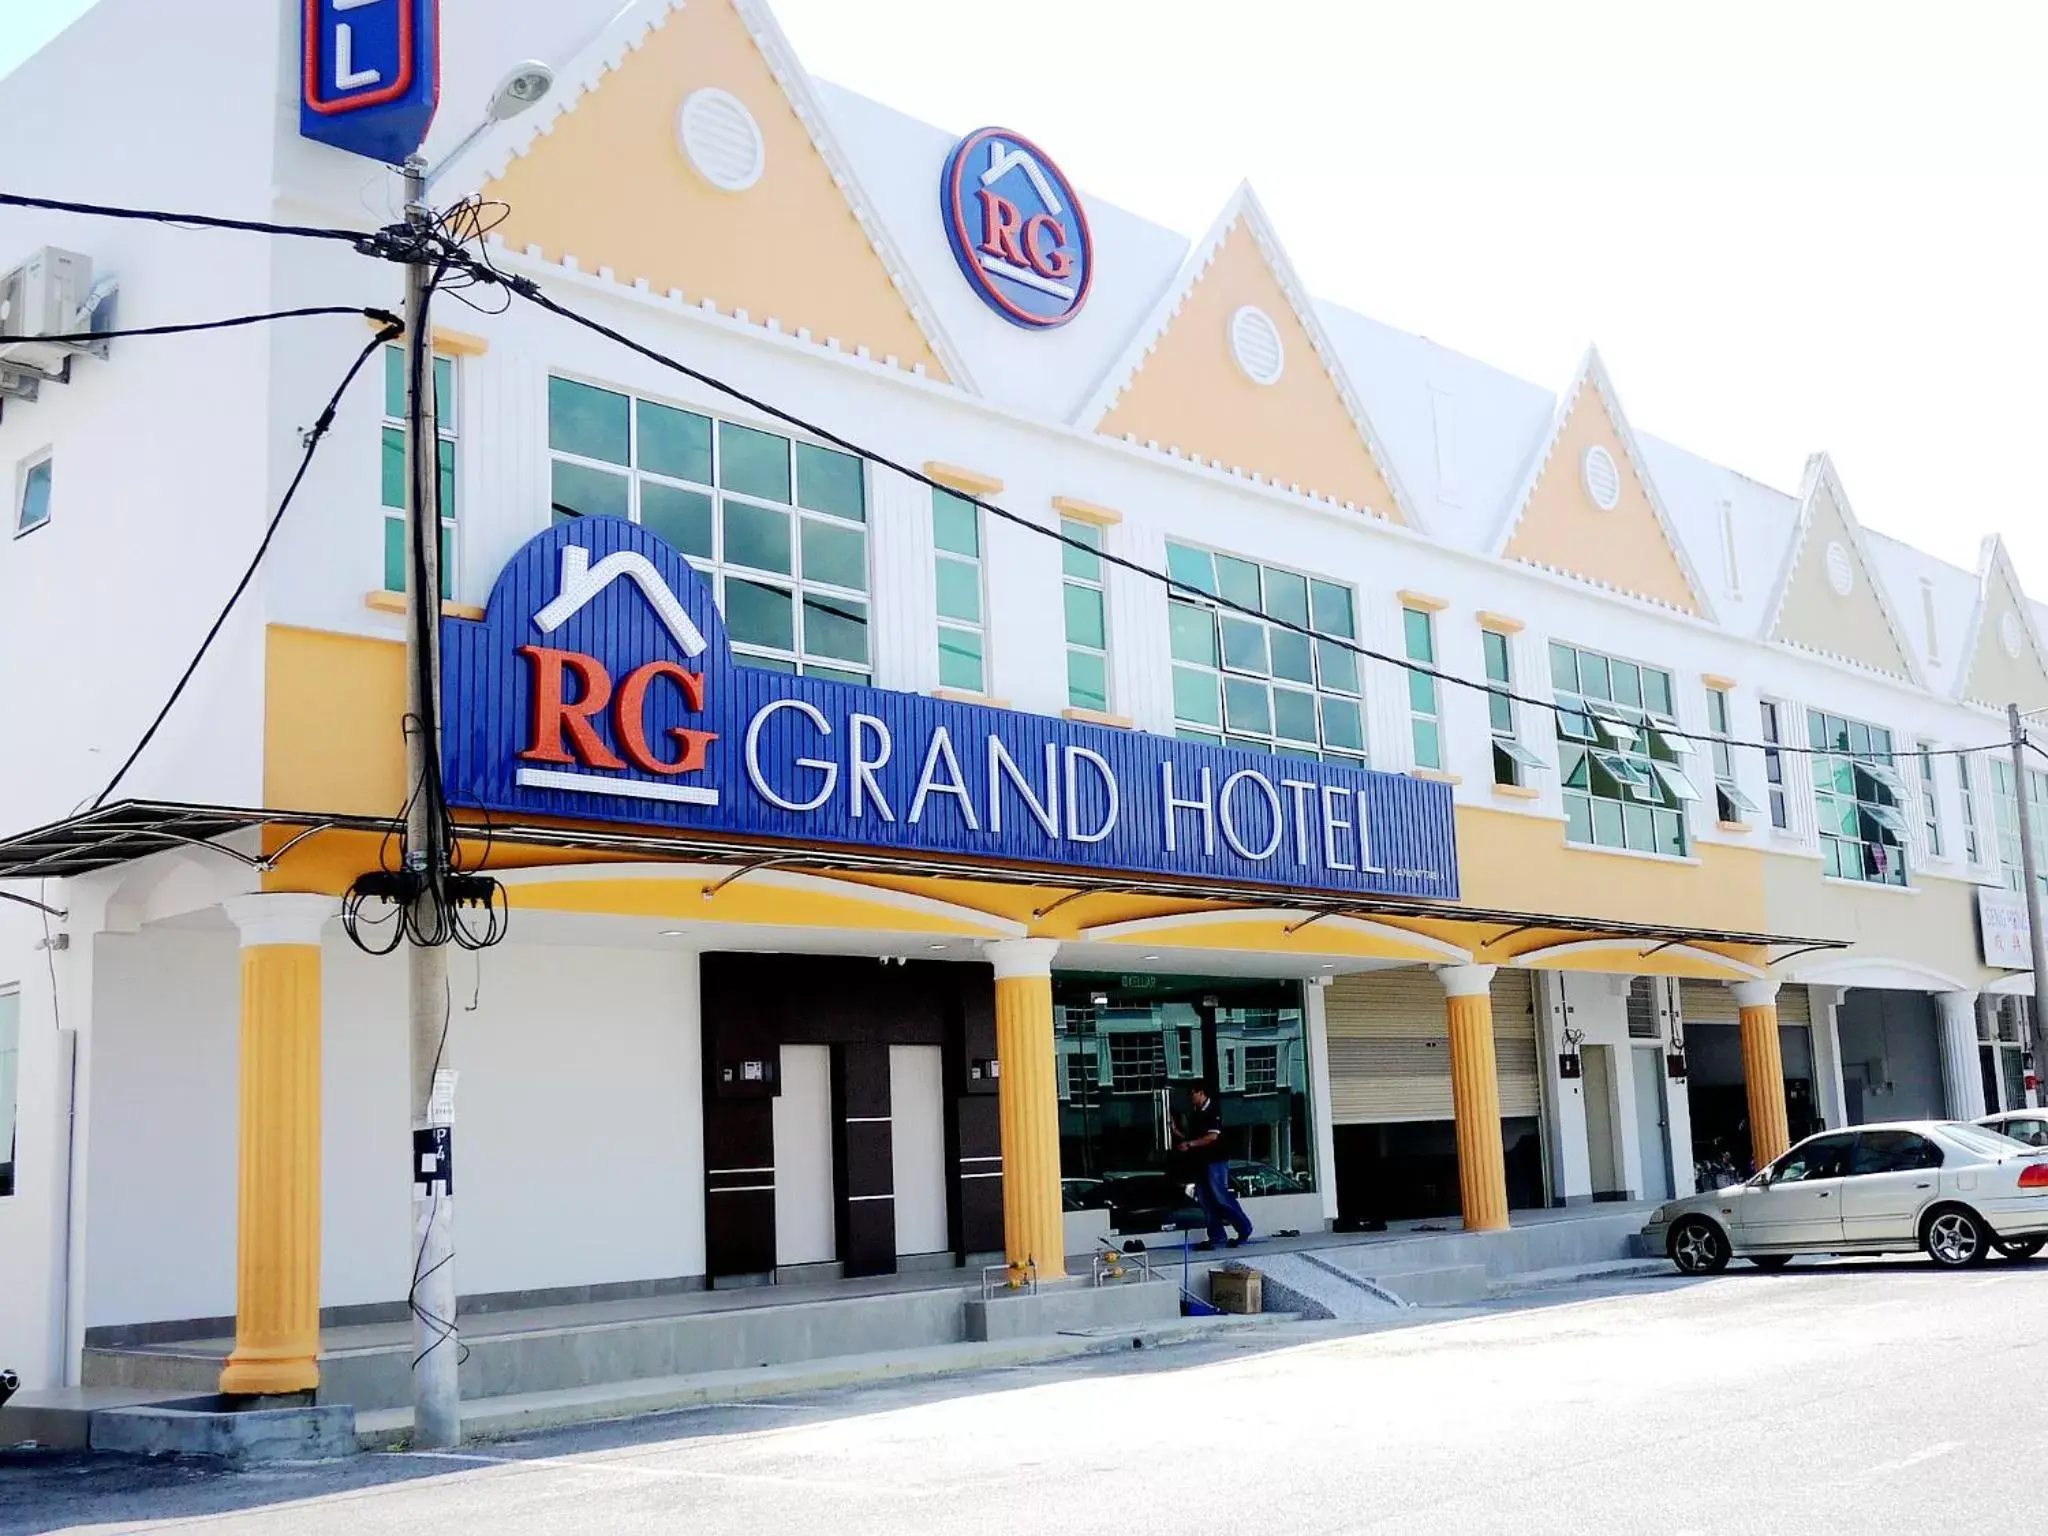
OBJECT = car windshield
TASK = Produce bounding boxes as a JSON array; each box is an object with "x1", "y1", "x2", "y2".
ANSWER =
[{"x1": 1944, "y1": 1123, "x2": 2035, "y2": 1158}]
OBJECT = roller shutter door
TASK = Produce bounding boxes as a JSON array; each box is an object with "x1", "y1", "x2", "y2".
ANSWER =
[
  {"x1": 1680, "y1": 981, "x2": 1812, "y2": 1028},
  {"x1": 1326, "y1": 969, "x2": 1539, "y2": 1123}
]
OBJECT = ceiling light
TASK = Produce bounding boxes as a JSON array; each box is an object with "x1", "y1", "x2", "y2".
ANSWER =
[{"x1": 659, "y1": 929, "x2": 687, "y2": 937}]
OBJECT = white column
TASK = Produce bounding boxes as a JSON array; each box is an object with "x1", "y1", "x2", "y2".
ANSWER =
[
  {"x1": 1303, "y1": 979, "x2": 1339, "y2": 1224},
  {"x1": 1536, "y1": 972, "x2": 1592, "y2": 1205},
  {"x1": 1936, "y1": 991, "x2": 1985, "y2": 1120},
  {"x1": 1808, "y1": 986, "x2": 1850, "y2": 1131},
  {"x1": 1660, "y1": 980, "x2": 1697, "y2": 1197}
]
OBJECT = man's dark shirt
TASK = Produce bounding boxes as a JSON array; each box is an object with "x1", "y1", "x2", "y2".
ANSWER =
[{"x1": 1187, "y1": 1096, "x2": 1227, "y2": 1163}]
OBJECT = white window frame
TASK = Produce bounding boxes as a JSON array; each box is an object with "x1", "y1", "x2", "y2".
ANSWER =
[
  {"x1": 381, "y1": 346, "x2": 457, "y2": 598},
  {"x1": 0, "y1": 986, "x2": 19, "y2": 1199},
  {"x1": 1482, "y1": 626, "x2": 1546, "y2": 788},
  {"x1": 14, "y1": 449, "x2": 52, "y2": 539},
  {"x1": 1759, "y1": 698, "x2": 1792, "y2": 831},
  {"x1": 1059, "y1": 516, "x2": 1110, "y2": 713},
  {"x1": 1916, "y1": 740, "x2": 1944, "y2": 860},
  {"x1": 1403, "y1": 605, "x2": 1444, "y2": 772},
  {"x1": 1704, "y1": 686, "x2": 1758, "y2": 825},
  {"x1": 932, "y1": 488, "x2": 987, "y2": 694},
  {"x1": 1959, "y1": 750, "x2": 1985, "y2": 866}
]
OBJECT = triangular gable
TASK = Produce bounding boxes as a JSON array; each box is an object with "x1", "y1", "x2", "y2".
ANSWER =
[
  {"x1": 1490, "y1": 349, "x2": 1711, "y2": 618},
  {"x1": 1762, "y1": 454, "x2": 1921, "y2": 684},
  {"x1": 1074, "y1": 184, "x2": 1418, "y2": 528},
  {"x1": 466, "y1": 0, "x2": 968, "y2": 385},
  {"x1": 1956, "y1": 536, "x2": 2048, "y2": 710}
]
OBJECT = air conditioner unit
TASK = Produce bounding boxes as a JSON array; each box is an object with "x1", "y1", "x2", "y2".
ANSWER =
[{"x1": 0, "y1": 246, "x2": 95, "y2": 377}]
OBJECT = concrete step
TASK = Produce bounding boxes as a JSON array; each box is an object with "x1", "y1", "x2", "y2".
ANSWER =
[
  {"x1": 354, "y1": 1312, "x2": 1297, "y2": 1449},
  {"x1": 1486, "y1": 1258, "x2": 1677, "y2": 1297},
  {"x1": 1360, "y1": 1263, "x2": 1492, "y2": 1307}
]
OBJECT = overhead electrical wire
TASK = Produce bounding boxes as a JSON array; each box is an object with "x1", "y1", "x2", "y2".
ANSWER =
[
  {"x1": 18, "y1": 304, "x2": 400, "y2": 347},
  {"x1": 0, "y1": 190, "x2": 373, "y2": 246}
]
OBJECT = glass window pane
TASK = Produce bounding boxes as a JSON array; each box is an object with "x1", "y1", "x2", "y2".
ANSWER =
[
  {"x1": 1403, "y1": 608, "x2": 1435, "y2": 662},
  {"x1": 795, "y1": 442, "x2": 865, "y2": 521},
  {"x1": 801, "y1": 517, "x2": 868, "y2": 591},
  {"x1": 640, "y1": 482, "x2": 714, "y2": 558},
  {"x1": 745, "y1": 655, "x2": 800, "y2": 675},
  {"x1": 719, "y1": 422, "x2": 792, "y2": 502},
  {"x1": 551, "y1": 459, "x2": 630, "y2": 522},
  {"x1": 1316, "y1": 640, "x2": 1359, "y2": 695},
  {"x1": 1483, "y1": 629, "x2": 1511, "y2": 684},
  {"x1": 1310, "y1": 580, "x2": 1355, "y2": 639},
  {"x1": 436, "y1": 439, "x2": 456, "y2": 519},
  {"x1": 1173, "y1": 665, "x2": 1222, "y2": 727},
  {"x1": 802, "y1": 592, "x2": 869, "y2": 664},
  {"x1": 1581, "y1": 652, "x2": 1612, "y2": 701},
  {"x1": 1225, "y1": 677, "x2": 1272, "y2": 734},
  {"x1": 1271, "y1": 629, "x2": 1314, "y2": 684},
  {"x1": 1068, "y1": 649, "x2": 1109, "y2": 712},
  {"x1": 383, "y1": 515, "x2": 405, "y2": 593},
  {"x1": 1221, "y1": 617, "x2": 1270, "y2": 675},
  {"x1": 381, "y1": 425, "x2": 405, "y2": 511},
  {"x1": 1408, "y1": 669, "x2": 1437, "y2": 716},
  {"x1": 939, "y1": 627, "x2": 985, "y2": 691},
  {"x1": 808, "y1": 665, "x2": 869, "y2": 686},
  {"x1": 1549, "y1": 643, "x2": 1579, "y2": 692},
  {"x1": 1273, "y1": 688, "x2": 1318, "y2": 743},
  {"x1": 933, "y1": 491, "x2": 980, "y2": 556},
  {"x1": 1212, "y1": 555, "x2": 1260, "y2": 611},
  {"x1": 1413, "y1": 719, "x2": 1442, "y2": 771},
  {"x1": 1561, "y1": 744, "x2": 1590, "y2": 790},
  {"x1": 1592, "y1": 797, "x2": 1625, "y2": 848},
  {"x1": 725, "y1": 577, "x2": 795, "y2": 651},
  {"x1": 1264, "y1": 569, "x2": 1310, "y2": 627},
  {"x1": 1611, "y1": 660, "x2": 1642, "y2": 709},
  {"x1": 1170, "y1": 603, "x2": 1219, "y2": 666},
  {"x1": 1064, "y1": 583, "x2": 1107, "y2": 649},
  {"x1": 1564, "y1": 793, "x2": 1595, "y2": 845},
  {"x1": 1654, "y1": 809, "x2": 1685, "y2": 857},
  {"x1": 433, "y1": 357, "x2": 455, "y2": 431},
  {"x1": 383, "y1": 345, "x2": 405, "y2": 419},
  {"x1": 1489, "y1": 688, "x2": 1514, "y2": 735},
  {"x1": 638, "y1": 400, "x2": 713, "y2": 484},
  {"x1": 1644, "y1": 669, "x2": 1673, "y2": 717},
  {"x1": 1166, "y1": 541, "x2": 1216, "y2": 595},
  {"x1": 725, "y1": 499, "x2": 793, "y2": 574},
  {"x1": 1623, "y1": 802, "x2": 1656, "y2": 852},
  {"x1": 935, "y1": 557, "x2": 983, "y2": 623},
  {"x1": 1060, "y1": 519, "x2": 1103, "y2": 579},
  {"x1": 1320, "y1": 696, "x2": 1364, "y2": 754},
  {"x1": 549, "y1": 377, "x2": 630, "y2": 464}
]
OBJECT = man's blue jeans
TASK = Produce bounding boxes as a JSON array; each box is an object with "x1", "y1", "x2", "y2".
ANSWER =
[{"x1": 1194, "y1": 1159, "x2": 1253, "y2": 1245}]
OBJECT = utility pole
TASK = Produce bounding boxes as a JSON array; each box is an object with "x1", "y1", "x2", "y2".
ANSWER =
[
  {"x1": 2009, "y1": 704, "x2": 2048, "y2": 1107},
  {"x1": 402, "y1": 154, "x2": 460, "y2": 1449}
]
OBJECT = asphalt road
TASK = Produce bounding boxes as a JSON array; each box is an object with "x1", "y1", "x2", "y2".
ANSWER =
[{"x1": 7, "y1": 1258, "x2": 2046, "y2": 1535}]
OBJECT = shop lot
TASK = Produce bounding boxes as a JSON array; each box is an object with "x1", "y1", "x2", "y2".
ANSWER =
[{"x1": 8, "y1": 1260, "x2": 2042, "y2": 1536}]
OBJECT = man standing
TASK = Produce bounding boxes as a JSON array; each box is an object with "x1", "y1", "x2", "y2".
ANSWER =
[{"x1": 1177, "y1": 1084, "x2": 1254, "y2": 1250}]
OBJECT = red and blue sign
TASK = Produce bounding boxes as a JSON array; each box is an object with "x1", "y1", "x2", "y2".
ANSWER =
[
  {"x1": 940, "y1": 128, "x2": 1094, "y2": 330},
  {"x1": 442, "y1": 520, "x2": 1458, "y2": 900},
  {"x1": 300, "y1": 0, "x2": 441, "y2": 166}
]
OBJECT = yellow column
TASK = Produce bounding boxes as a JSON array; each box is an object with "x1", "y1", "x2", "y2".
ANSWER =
[
  {"x1": 986, "y1": 939, "x2": 1064, "y2": 1281},
  {"x1": 1437, "y1": 964, "x2": 1509, "y2": 1233},
  {"x1": 1732, "y1": 979, "x2": 1790, "y2": 1167},
  {"x1": 219, "y1": 895, "x2": 335, "y2": 1397}
]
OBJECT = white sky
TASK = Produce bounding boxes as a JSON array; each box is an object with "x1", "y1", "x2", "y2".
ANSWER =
[{"x1": 6, "y1": 0, "x2": 2045, "y2": 586}]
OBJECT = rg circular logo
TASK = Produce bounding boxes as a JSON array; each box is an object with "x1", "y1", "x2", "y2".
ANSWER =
[{"x1": 940, "y1": 127, "x2": 1094, "y2": 330}]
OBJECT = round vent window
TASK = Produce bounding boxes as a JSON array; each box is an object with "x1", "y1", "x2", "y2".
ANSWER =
[
  {"x1": 1825, "y1": 541, "x2": 1855, "y2": 598},
  {"x1": 1229, "y1": 306, "x2": 1285, "y2": 386},
  {"x1": 1582, "y1": 445, "x2": 1621, "y2": 511},
  {"x1": 678, "y1": 88, "x2": 765, "y2": 193},
  {"x1": 2002, "y1": 611, "x2": 2027, "y2": 660}
]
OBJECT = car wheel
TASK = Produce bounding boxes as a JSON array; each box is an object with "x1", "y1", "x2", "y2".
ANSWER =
[
  {"x1": 1748, "y1": 1254, "x2": 1793, "y2": 1270},
  {"x1": 1924, "y1": 1206, "x2": 1990, "y2": 1269},
  {"x1": 1670, "y1": 1216, "x2": 1730, "y2": 1275},
  {"x1": 1996, "y1": 1237, "x2": 2045, "y2": 1261}
]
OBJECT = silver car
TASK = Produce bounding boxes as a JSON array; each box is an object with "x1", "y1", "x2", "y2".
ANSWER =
[
  {"x1": 1976, "y1": 1109, "x2": 2048, "y2": 1148},
  {"x1": 1643, "y1": 1121, "x2": 2048, "y2": 1274}
]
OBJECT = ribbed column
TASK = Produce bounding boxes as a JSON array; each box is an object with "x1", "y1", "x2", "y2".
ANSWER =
[
  {"x1": 986, "y1": 939, "x2": 1064, "y2": 1281},
  {"x1": 219, "y1": 895, "x2": 335, "y2": 1397},
  {"x1": 1936, "y1": 991, "x2": 1986, "y2": 1120},
  {"x1": 1731, "y1": 979, "x2": 1790, "y2": 1167},
  {"x1": 1437, "y1": 965, "x2": 1508, "y2": 1233}
]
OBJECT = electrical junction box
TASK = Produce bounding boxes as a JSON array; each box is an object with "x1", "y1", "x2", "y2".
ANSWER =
[{"x1": 0, "y1": 246, "x2": 96, "y2": 378}]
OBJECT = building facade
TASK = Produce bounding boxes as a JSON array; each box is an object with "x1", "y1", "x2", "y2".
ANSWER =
[{"x1": 2, "y1": 0, "x2": 2045, "y2": 1394}]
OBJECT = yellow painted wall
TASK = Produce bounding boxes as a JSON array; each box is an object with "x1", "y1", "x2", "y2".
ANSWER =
[
  {"x1": 1772, "y1": 479, "x2": 1912, "y2": 678},
  {"x1": 1761, "y1": 855, "x2": 1998, "y2": 989},
  {"x1": 485, "y1": 0, "x2": 945, "y2": 378},
  {"x1": 1097, "y1": 218, "x2": 1402, "y2": 520},
  {"x1": 1503, "y1": 383, "x2": 1698, "y2": 613},
  {"x1": 265, "y1": 626, "x2": 407, "y2": 819},
  {"x1": 1961, "y1": 556, "x2": 2048, "y2": 710}
]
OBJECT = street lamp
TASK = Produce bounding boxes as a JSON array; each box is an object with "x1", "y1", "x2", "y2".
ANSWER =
[{"x1": 396, "y1": 59, "x2": 552, "y2": 1453}]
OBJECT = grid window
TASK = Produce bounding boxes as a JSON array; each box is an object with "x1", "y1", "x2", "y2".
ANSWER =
[
  {"x1": 16, "y1": 454, "x2": 52, "y2": 537},
  {"x1": 1808, "y1": 710, "x2": 1908, "y2": 886},
  {"x1": 1917, "y1": 741, "x2": 1943, "y2": 859},
  {"x1": 1403, "y1": 607, "x2": 1443, "y2": 770},
  {"x1": 1175, "y1": 1027, "x2": 1198, "y2": 1077},
  {"x1": 548, "y1": 377, "x2": 871, "y2": 682},
  {"x1": 1165, "y1": 541, "x2": 1365, "y2": 765},
  {"x1": 1551, "y1": 641, "x2": 1695, "y2": 857},
  {"x1": 1243, "y1": 1043, "x2": 1279, "y2": 1093},
  {"x1": 933, "y1": 490, "x2": 986, "y2": 692},
  {"x1": 1061, "y1": 518, "x2": 1110, "y2": 713},
  {"x1": 1482, "y1": 628, "x2": 1547, "y2": 787},
  {"x1": 0, "y1": 989, "x2": 17, "y2": 1198},
  {"x1": 1990, "y1": 758, "x2": 2048, "y2": 900},
  {"x1": 1705, "y1": 687, "x2": 1758, "y2": 824},
  {"x1": 1107, "y1": 1032, "x2": 1166, "y2": 1091},
  {"x1": 1960, "y1": 756, "x2": 1985, "y2": 865},
  {"x1": 381, "y1": 346, "x2": 457, "y2": 597},
  {"x1": 1760, "y1": 700, "x2": 1791, "y2": 829},
  {"x1": 1065, "y1": 1050, "x2": 1100, "y2": 1102}
]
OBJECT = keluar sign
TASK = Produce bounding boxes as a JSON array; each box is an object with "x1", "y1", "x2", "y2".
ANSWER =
[{"x1": 441, "y1": 519, "x2": 1459, "y2": 900}]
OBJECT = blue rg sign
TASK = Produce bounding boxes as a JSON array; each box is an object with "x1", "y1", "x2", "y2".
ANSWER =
[
  {"x1": 300, "y1": 0, "x2": 440, "y2": 166},
  {"x1": 940, "y1": 127, "x2": 1094, "y2": 329},
  {"x1": 441, "y1": 520, "x2": 1460, "y2": 903}
]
